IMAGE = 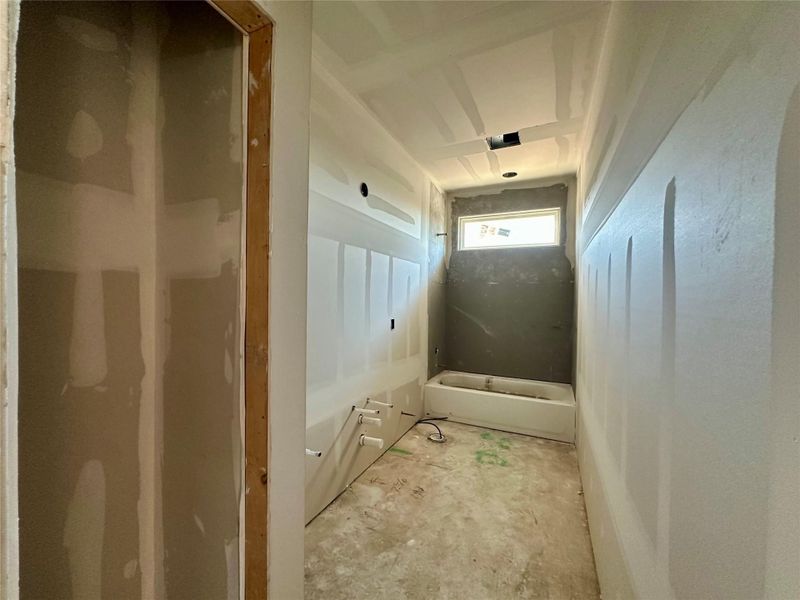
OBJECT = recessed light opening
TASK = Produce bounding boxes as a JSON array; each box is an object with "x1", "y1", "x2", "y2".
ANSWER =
[{"x1": 502, "y1": 171, "x2": 518, "y2": 178}]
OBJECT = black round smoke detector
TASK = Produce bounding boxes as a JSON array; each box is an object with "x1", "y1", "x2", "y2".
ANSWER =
[
  {"x1": 502, "y1": 171, "x2": 518, "y2": 178},
  {"x1": 360, "y1": 182, "x2": 369, "y2": 197}
]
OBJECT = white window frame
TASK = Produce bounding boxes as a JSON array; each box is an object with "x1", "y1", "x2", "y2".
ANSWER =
[{"x1": 457, "y1": 207, "x2": 561, "y2": 251}]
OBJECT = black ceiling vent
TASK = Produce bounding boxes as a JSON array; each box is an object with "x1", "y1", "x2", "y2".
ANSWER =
[{"x1": 486, "y1": 131, "x2": 521, "y2": 151}]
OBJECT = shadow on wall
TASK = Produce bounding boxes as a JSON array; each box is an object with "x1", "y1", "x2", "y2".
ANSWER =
[
  {"x1": 766, "y1": 81, "x2": 800, "y2": 598},
  {"x1": 427, "y1": 183, "x2": 447, "y2": 378},
  {"x1": 446, "y1": 184, "x2": 574, "y2": 383}
]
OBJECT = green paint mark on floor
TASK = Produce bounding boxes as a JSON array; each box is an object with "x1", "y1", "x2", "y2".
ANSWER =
[
  {"x1": 480, "y1": 432, "x2": 494, "y2": 440},
  {"x1": 498, "y1": 437, "x2": 511, "y2": 450},
  {"x1": 388, "y1": 447, "x2": 413, "y2": 456},
  {"x1": 475, "y1": 449, "x2": 508, "y2": 467}
]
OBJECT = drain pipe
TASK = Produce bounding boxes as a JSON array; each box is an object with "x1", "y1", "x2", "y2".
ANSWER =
[
  {"x1": 357, "y1": 414, "x2": 382, "y2": 427},
  {"x1": 359, "y1": 434, "x2": 384, "y2": 449}
]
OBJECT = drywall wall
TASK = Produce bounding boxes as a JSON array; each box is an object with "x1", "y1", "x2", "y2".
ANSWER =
[
  {"x1": 15, "y1": 2, "x2": 244, "y2": 598},
  {"x1": 575, "y1": 3, "x2": 800, "y2": 599},
  {"x1": 427, "y1": 183, "x2": 447, "y2": 378},
  {"x1": 446, "y1": 184, "x2": 574, "y2": 383},
  {"x1": 254, "y1": 1, "x2": 312, "y2": 597},
  {"x1": 304, "y1": 51, "x2": 435, "y2": 521},
  {"x1": 0, "y1": 2, "x2": 19, "y2": 598},
  {"x1": 0, "y1": 1, "x2": 313, "y2": 597}
]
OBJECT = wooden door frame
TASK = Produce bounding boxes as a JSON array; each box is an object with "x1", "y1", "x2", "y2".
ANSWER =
[{"x1": 208, "y1": 2, "x2": 272, "y2": 598}]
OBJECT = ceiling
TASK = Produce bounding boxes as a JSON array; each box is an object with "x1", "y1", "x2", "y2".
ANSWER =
[{"x1": 312, "y1": 1, "x2": 609, "y2": 192}]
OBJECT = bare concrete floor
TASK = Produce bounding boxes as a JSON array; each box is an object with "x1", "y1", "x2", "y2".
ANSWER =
[{"x1": 305, "y1": 421, "x2": 599, "y2": 599}]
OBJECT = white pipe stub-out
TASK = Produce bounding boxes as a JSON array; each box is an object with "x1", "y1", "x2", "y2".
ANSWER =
[
  {"x1": 357, "y1": 415, "x2": 382, "y2": 427},
  {"x1": 359, "y1": 434, "x2": 384, "y2": 449},
  {"x1": 367, "y1": 398, "x2": 393, "y2": 409}
]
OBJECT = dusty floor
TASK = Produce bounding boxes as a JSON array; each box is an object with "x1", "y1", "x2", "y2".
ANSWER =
[{"x1": 304, "y1": 421, "x2": 599, "y2": 599}]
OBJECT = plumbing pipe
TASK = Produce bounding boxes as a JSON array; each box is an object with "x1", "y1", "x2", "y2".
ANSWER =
[
  {"x1": 353, "y1": 407, "x2": 380, "y2": 416},
  {"x1": 305, "y1": 449, "x2": 322, "y2": 457},
  {"x1": 359, "y1": 434, "x2": 384, "y2": 449},
  {"x1": 358, "y1": 415, "x2": 382, "y2": 427},
  {"x1": 367, "y1": 399, "x2": 394, "y2": 409}
]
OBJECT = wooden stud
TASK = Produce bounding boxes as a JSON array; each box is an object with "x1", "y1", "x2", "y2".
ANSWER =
[
  {"x1": 208, "y1": 2, "x2": 272, "y2": 598},
  {"x1": 212, "y1": 0, "x2": 270, "y2": 33},
  {"x1": 243, "y1": 22, "x2": 272, "y2": 600}
]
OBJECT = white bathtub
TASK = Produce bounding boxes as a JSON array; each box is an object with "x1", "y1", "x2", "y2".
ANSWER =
[{"x1": 423, "y1": 370, "x2": 575, "y2": 443}]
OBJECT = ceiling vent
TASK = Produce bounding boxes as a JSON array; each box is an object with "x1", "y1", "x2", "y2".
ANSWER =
[{"x1": 486, "y1": 131, "x2": 521, "y2": 151}]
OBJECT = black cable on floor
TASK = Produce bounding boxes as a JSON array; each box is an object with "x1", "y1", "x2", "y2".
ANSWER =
[{"x1": 416, "y1": 417, "x2": 448, "y2": 441}]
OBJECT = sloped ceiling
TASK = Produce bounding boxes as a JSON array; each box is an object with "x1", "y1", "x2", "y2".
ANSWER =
[{"x1": 312, "y1": 1, "x2": 609, "y2": 191}]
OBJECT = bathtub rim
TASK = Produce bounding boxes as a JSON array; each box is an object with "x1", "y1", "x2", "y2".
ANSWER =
[{"x1": 427, "y1": 369, "x2": 575, "y2": 406}]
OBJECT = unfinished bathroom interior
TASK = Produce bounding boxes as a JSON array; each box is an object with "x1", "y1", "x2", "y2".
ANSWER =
[
  {"x1": 1, "y1": 0, "x2": 799, "y2": 599},
  {"x1": 302, "y1": 1, "x2": 800, "y2": 599}
]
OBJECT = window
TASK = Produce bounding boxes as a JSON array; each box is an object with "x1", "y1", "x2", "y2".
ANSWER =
[{"x1": 458, "y1": 208, "x2": 560, "y2": 250}]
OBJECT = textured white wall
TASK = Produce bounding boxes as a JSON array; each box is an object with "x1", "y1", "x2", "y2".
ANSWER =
[
  {"x1": 304, "y1": 56, "x2": 434, "y2": 522},
  {"x1": 575, "y1": 3, "x2": 800, "y2": 599},
  {"x1": 256, "y1": 1, "x2": 312, "y2": 598}
]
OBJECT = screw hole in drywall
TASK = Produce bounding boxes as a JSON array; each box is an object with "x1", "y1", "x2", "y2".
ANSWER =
[{"x1": 360, "y1": 182, "x2": 369, "y2": 197}]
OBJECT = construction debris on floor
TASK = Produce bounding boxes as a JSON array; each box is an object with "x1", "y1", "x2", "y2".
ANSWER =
[{"x1": 305, "y1": 420, "x2": 599, "y2": 599}]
